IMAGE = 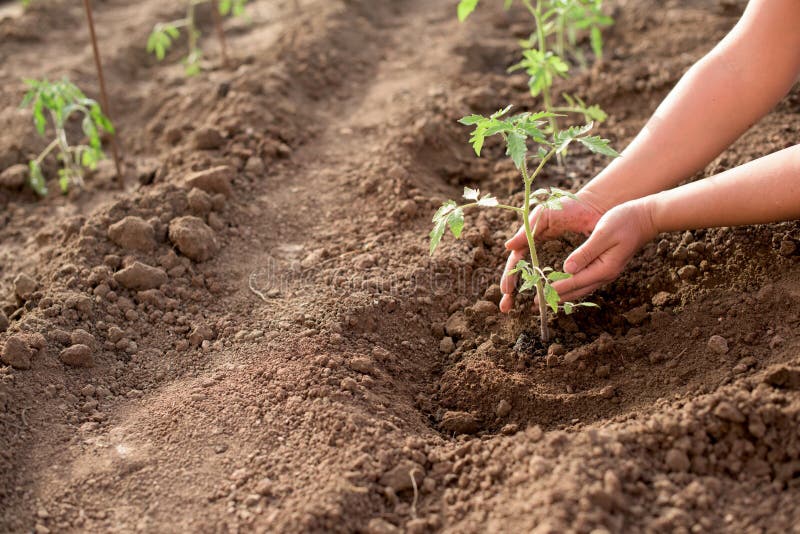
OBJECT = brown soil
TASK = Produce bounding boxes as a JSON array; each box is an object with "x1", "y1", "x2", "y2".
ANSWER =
[{"x1": 2, "y1": 0, "x2": 800, "y2": 532}]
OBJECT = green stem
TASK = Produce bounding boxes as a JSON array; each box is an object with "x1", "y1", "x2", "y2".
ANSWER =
[
  {"x1": 33, "y1": 139, "x2": 60, "y2": 166},
  {"x1": 461, "y1": 202, "x2": 524, "y2": 214},
  {"x1": 521, "y1": 151, "x2": 556, "y2": 343}
]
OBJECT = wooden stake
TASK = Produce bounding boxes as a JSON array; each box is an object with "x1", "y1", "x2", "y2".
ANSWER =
[
  {"x1": 212, "y1": 0, "x2": 230, "y2": 68},
  {"x1": 81, "y1": 0, "x2": 123, "y2": 186}
]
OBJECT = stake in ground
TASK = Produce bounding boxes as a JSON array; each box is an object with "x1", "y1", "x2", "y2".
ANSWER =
[
  {"x1": 429, "y1": 106, "x2": 618, "y2": 342},
  {"x1": 147, "y1": 0, "x2": 249, "y2": 75},
  {"x1": 20, "y1": 78, "x2": 115, "y2": 196}
]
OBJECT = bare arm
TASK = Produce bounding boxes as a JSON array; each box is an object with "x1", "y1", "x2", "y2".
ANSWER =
[{"x1": 579, "y1": 0, "x2": 800, "y2": 212}]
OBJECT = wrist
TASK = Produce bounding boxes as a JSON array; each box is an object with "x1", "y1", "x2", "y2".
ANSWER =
[{"x1": 635, "y1": 195, "x2": 661, "y2": 241}]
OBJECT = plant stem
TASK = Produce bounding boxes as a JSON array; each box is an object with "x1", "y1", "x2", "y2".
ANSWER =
[
  {"x1": 33, "y1": 139, "x2": 60, "y2": 166},
  {"x1": 211, "y1": 0, "x2": 230, "y2": 67},
  {"x1": 521, "y1": 153, "x2": 556, "y2": 344}
]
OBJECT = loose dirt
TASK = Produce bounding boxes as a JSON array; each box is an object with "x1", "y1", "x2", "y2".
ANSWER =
[{"x1": 2, "y1": 0, "x2": 800, "y2": 532}]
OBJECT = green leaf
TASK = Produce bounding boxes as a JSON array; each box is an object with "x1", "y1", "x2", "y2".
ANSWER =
[
  {"x1": 506, "y1": 132, "x2": 527, "y2": 170},
  {"x1": 57, "y1": 168, "x2": 70, "y2": 194},
  {"x1": 28, "y1": 160, "x2": 47, "y2": 196},
  {"x1": 457, "y1": 0, "x2": 480, "y2": 21},
  {"x1": 463, "y1": 187, "x2": 479, "y2": 201},
  {"x1": 578, "y1": 135, "x2": 619, "y2": 157},
  {"x1": 563, "y1": 302, "x2": 574, "y2": 315},
  {"x1": 549, "y1": 187, "x2": 580, "y2": 201},
  {"x1": 447, "y1": 208, "x2": 465, "y2": 238},
  {"x1": 547, "y1": 271, "x2": 572, "y2": 282},
  {"x1": 432, "y1": 200, "x2": 457, "y2": 222},
  {"x1": 590, "y1": 26, "x2": 603, "y2": 59},
  {"x1": 458, "y1": 114, "x2": 483, "y2": 126},
  {"x1": 429, "y1": 217, "x2": 447, "y2": 255},
  {"x1": 543, "y1": 284, "x2": 560, "y2": 313}
]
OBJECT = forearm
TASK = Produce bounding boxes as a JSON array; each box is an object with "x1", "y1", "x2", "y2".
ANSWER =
[
  {"x1": 646, "y1": 144, "x2": 800, "y2": 233},
  {"x1": 580, "y1": 0, "x2": 800, "y2": 212}
]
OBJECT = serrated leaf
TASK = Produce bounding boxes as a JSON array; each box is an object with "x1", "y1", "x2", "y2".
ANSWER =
[
  {"x1": 578, "y1": 135, "x2": 619, "y2": 157},
  {"x1": 463, "y1": 187, "x2": 479, "y2": 201},
  {"x1": 563, "y1": 302, "x2": 574, "y2": 315},
  {"x1": 432, "y1": 200, "x2": 457, "y2": 222},
  {"x1": 543, "y1": 284, "x2": 560, "y2": 313},
  {"x1": 506, "y1": 132, "x2": 527, "y2": 170},
  {"x1": 429, "y1": 218, "x2": 447, "y2": 255},
  {"x1": 547, "y1": 271, "x2": 572, "y2": 282},
  {"x1": 458, "y1": 114, "x2": 484, "y2": 126},
  {"x1": 447, "y1": 208, "x2": 465, "y2": 238}
]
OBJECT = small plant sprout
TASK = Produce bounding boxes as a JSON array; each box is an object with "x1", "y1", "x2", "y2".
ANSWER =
[
  {"x1": 147, "y1": 0, "x2": 249, "y2": 75},
  {"x1": 458, "y1": 0, "x2": 613, "y2": 140},
  {"x1": 430, "y1": 105, "x2": 618, "y2": 342},
  {"x1": 20, "y1": 78, "x2": 115, "y2": 196}
]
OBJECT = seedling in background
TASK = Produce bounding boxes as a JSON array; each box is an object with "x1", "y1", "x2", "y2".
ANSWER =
[
  {"x1": 458, "y1": 0, "x2": 612, "y2": 138},
  {"x1": 147, "y1": 0, "x2": 249, "y2": 75},
  {"x1": 20, "y1": 78, "x2": 114, "y2": 196},
  {"x1": 430, "y1": 106, "x2": 618, "y2": 342}
]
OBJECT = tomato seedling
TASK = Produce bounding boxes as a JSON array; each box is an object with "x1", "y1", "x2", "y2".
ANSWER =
[
  {"x1": 147, "y1": 0, "x2": 248, "y2": 75},
  {"x1": 20, "y1": 78, "x2": 115, "y2": 196},
  {"x1": 458, "y1": 0, "x2": 612, "y2": 139},
  {"x1": 430, "y1": 106, "x2": 618, "y2": 342}
]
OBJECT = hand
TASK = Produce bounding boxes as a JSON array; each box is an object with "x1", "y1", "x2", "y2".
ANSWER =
[
  {"x1": 500, "y1": 194, "x2": 604, "y2": 313},
  {"x1": 537, "y1": 198, "x2": 658, "y2": 304}
]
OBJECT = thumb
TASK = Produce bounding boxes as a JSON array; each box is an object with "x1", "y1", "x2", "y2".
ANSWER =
[{"x1": 563, "y1": 231, "x2": 608, "y2": 274}]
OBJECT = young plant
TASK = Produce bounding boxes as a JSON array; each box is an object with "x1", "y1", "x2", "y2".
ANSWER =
[
  {"x1": 20, "y1": 78, "x2": 115, "y2": 196},
  {"x1": 429, "y1": 106, "x2": 618, "y2": 342},
  {"x1": 147, "y1": 0, "x2": 249, "y2": 75},
  {"x1": 458, "y1": 0, "x2": 613, "y2": 138}
]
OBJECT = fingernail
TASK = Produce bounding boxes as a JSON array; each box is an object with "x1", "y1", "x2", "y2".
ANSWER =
[{"x1": 564, "y1": 259, "x2": 577, "y2": 274}]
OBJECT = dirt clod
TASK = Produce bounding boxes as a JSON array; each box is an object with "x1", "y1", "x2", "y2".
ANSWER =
[
  {"x1": 440, "y1": 411, "x2": 479, "y2": 434},
  {"x1": 380, "y1": 460, "x2": 425, "y2": 493},
  {"x1": 496, "y1": 399, "x2": 512, "y2": 418},
  {"x1": 1, "y1": 335, "x2": 34, "y2": 369},
  {"x1": 113, "y1": 262, "x2": 168, "y2": 290},
  {"x1": 59, "y1": 344, "x2": 94, "y2": 368},
  {"x1": 0, "y1": 164, "x2": 27, "y2": 189},
  {"x1": 192, "y1": 126, "x2": 225, "y2": 150},
  {"x1": 665, "y1": 448, "x2": 690, "y2": 472},
  {"x1": 764, "y1": 367, "x2": 800, "y2": 390},
  {"x1": 168, "y1": 216, "x2": 219, "y2": 262},
  {"x1": 184, "y1": 166, "x2": 233, "y2": 197},
  {"x1": 107, "y1": 216, "x2": 156, "y2": 252},
  {"x1": 707, "y1": 335, "x2": 729, "y2": 355},
  {"x1": 439, "y1": 336, "x2": 455, "y2": 354},
  {"x1": 445, "y1": 312, "x2": 470, "y2": 339},
  {"x1": 13, "y1": 273, "x2": 37, "y2": 301}
]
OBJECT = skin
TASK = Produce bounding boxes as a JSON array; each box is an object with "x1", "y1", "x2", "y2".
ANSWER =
[{"x1": 500, "y1": 0, "x2": 800, "y2": 313}]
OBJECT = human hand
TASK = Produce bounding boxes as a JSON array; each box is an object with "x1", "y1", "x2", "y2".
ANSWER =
[
  {"x1": 499, "y1": 194, "x2": 604, "y2": 313},
  {"x1": 535, "y1": 198, "x2": 658, "y2": 305}
]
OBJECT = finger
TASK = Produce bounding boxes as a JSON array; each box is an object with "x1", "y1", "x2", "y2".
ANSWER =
[
  {"x1": 500, "y1": 249, "x2": 526, "y2": 294},
  {"x1": 550, "y1": 259, "x2": 612, "y2": 300},
  {"x1": 552, "y1": 281, "x2": 606, "y2": 303},
  {"x1": 499, "y1": 293, "x2": 514, "y2": 313},
  {"x1": 563, "y1": 230, "x2": 612, "y2": 275},
  {"x1": 504, "y1": 223, "x2": 529, "y2": 251}
]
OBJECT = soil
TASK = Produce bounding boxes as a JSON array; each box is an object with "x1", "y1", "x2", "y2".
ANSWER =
[{"x1": 2, "y1": 0, "x2": 800, "y2": 532}]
